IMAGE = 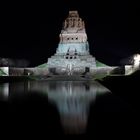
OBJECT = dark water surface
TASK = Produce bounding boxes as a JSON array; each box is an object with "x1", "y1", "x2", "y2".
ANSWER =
[{"x1": 0, "y1": 80, "x2": 136, "y2": 137}]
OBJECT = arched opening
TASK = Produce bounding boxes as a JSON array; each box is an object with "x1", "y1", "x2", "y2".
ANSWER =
[
  {"x1": 85, "y1": 67, "x2": 90, "y2": 73},
  {"x1": 49, "y1": 68, "x2": 56, "y2": 74}
]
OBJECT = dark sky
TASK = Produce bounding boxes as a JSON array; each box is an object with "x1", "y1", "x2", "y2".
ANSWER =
[{"x1": 0, "y1": 0, "x2": 140, "y2": 66}]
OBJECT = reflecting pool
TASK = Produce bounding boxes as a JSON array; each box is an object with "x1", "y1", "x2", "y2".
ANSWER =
[{"x1": 0, "y1": 81, "x2": 110, "y2": 134}]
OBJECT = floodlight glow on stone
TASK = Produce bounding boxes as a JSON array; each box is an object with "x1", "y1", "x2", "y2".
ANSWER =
[
  {"x1": 47, "y1": 11, "x2": 96, "y2": 74},
  {"x1": 133, "y1": 54, "x2": 140, "y2": 66}
]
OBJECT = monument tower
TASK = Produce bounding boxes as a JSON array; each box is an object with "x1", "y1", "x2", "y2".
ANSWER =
[{"x1": 47, "y1": 11, "x2": 96, "y2": 75}]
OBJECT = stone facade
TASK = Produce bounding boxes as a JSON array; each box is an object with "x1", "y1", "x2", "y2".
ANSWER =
[
  {"x1": 47, "y1": 11, "x2": 96, "y2": 75},
  {"x1": 9, "y1": 68, "x2": 49, "y2": 76}
]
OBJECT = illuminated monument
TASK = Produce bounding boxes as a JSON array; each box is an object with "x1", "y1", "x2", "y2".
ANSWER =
[
  {"x1": 1, "y1": 11, "x2": 139, "y2": 77},
  {"x1": 46, "y1": 11, "x2": 96, "y2": 75}
]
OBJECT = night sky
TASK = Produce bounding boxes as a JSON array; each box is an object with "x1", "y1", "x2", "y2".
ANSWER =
[{"x1": 0, "y1": 0, "x2": 140, "y2": 66}]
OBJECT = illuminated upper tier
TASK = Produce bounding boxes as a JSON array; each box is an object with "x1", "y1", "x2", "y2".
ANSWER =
[{"x1": 56, "y1": 11, "x2": 89, "y2": 55}]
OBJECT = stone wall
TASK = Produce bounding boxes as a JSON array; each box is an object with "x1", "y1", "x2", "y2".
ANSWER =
[
  {"x1": 109, "y1": 66, "x2": 125, "y2": 75},
  {"x1": 47, "y1": 66, "x2": 120, "y2": 76},
  {"x1": 9, "y1": 68, "x2": 49, "y2": 76},
  {"x1": 0, "y1": 66, "x2": 127, "y2": 76},
  {"x1": 90, "y1": 67, "x2": 124, "y2": 76},
  {"x1": 24, "y1": 68, "x2": 49, "y2": 76},
  {"x1": 9, "y1": 68, "x2": 24, "y2": 76}
]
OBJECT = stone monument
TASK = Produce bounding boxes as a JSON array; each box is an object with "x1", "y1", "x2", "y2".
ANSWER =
[{"x1": 46, "y1": 11, "x2": 96, "y2": 75}]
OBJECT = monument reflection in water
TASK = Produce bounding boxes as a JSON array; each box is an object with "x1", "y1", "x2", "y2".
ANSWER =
[{"x1": 0, "y1": 81, "x2": 110, "y2": 134}]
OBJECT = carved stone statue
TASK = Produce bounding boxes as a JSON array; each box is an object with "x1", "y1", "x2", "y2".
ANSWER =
[
  {"x1": 68, "y1": 19, "x2": 73, "y2": 27},
  {"x1": 64, "y1": 20, "x2": 67, "y2": 29},
  {"x1": 73, "y1": 19, "x2": 78, "y2": 27}
]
